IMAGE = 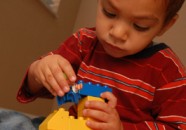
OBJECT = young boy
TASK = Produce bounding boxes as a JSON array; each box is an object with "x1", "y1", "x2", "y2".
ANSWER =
[{"x1": 17, "y1": 0, "x2": 186, "y2": 129}]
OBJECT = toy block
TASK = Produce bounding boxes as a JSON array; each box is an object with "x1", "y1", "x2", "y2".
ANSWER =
[
  {"x1": 77, "y1": 96, "x2": 104, "y2": 119},
  {"x1": 39, "y1": 108, "x2": 69, "y2": 130},
  {"x1": 69, "y1": 116, "x2": 90, "y2": 130},
  {"x1": 39, "y1": 108, "x2": 91, "y2": 130},
  {"x1": 57, "y1": 80, "x2": 112, "y2": 106},
  {"x1": 77, "y1": 80, "x2": 112, "y2": 97},
  {"x1": 57, "y1": 90, "x2": 82, "y2": 105}
]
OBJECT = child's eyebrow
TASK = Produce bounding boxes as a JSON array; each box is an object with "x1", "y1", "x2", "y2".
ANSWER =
[
  {"x1": 105, "y1": 0, "x2": 118, "y2": 10},
  {"x1": 133, "y1": 15, "x2": 159, "y2": 22}
]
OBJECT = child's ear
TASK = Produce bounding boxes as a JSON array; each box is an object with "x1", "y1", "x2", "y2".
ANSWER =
[{"x1": 157, "y1": 14, "x2": 179, "y2": 36}]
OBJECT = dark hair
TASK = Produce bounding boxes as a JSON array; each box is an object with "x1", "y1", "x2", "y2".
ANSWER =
[{"x1": 165, "y1": 0, "x2": 185, "y2": 24}]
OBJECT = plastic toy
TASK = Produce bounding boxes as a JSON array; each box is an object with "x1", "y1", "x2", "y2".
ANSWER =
[
  {"x1": 39, "y1": 81, "x2": 112, "y2": 130},
  {"x1": 39, "y1": 108, "x2": 90, "y2": 130},
  {"x1": 77, "y1": 96, "x2": 104, "y2": 119},
  {"x1": 57, "y1": 80, "x2": 112, "y2": 106}
]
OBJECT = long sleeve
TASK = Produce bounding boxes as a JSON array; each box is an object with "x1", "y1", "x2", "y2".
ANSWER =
[
  {"x1": 16, "y1": 34, "x2": 81, "y2": 103},
  {"x1": 17, "y1": 28, "x2": 96, "y2": 103},
  {"x1": 17, "y1": 67, "x2": 53, "y2": 103}
]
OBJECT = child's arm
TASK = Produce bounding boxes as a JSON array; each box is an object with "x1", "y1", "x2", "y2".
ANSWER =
[
  {"x1": 17, "y1": 28, "x2": 92, "y2": 103},
  {"x1": 17, "y1": 54, "x2": 77, "y2": 103}
]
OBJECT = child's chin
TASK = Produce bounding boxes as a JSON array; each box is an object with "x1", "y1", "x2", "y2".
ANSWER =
[{"x1": 107, "y1": 52, "x2": 127, "y2": 58}]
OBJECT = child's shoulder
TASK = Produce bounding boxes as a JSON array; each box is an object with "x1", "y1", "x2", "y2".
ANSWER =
[
  {"x1": 73, "y1": 27, "x2": 97, "y2": 41},
  {"x1": 146, "y1": 43, "x2": 185, "y2": 78}
]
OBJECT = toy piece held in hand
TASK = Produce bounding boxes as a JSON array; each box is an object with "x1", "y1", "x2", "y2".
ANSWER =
[{"x1": 57, "y1": 80, "x2": 112, "y2": 106}]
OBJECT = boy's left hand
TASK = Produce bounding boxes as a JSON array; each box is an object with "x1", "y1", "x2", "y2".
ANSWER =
[{"x1": 83, "y1": 92, "x2": 123, "y2": 130}]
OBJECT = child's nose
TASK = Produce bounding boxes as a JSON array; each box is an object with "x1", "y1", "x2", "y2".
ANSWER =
[{"x1": 109, "y1": 22, "x2": 128, "y2": 44}]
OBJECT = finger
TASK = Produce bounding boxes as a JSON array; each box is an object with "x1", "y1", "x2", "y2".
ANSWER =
[
  {"x1": 86, "y1": 120, "x2": 107, "y2": 130},
  {"x1": 49, "y1": 64, "x2": 70, "y2": 93},
  {"x1": 42, "y1": 81, "x2": 57, "y2": 96},
  {"x1": 57, "y1": 57, "x2": 76, "y2": 82},
  {"x1": 38, "y1": 70, "x2": 57, "y2": 96},
  {"x1": 101, "y1": 92, "x2": 117, "y2": 108},
  {"x1": 83, "y1": 108, "x2": 109, "y2": 122},
  {"x1": 42, "y1": 67, "x2": 65, "y2": 96},
  {"x1": 86, "y1": 118, "x2": 123, "y2": 130},
  {"x1": 84, "y1": 100, "x2": 111, "y2": 114}
]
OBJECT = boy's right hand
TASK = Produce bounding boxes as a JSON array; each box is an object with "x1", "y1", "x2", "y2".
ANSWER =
[{"x1": 28, "y1": 54, "x2": 76, "y2": 96}]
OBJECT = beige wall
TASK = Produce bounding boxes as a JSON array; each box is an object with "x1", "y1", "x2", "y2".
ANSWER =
[
  {"x1": 73, "y1": 0, "x2": 97, "y2": 32},
  {"x1": 0, "y1": 0, "x2": 81, "y2": 116}
]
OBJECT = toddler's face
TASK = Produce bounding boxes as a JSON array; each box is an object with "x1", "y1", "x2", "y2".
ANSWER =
[{"x1": 96, "y1": 0, "x2": 168, "y2": 58}]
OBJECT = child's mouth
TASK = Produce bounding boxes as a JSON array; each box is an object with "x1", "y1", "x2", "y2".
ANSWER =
[{"x1": 104, "y1": 42, "x2": 124, "y2": 52}]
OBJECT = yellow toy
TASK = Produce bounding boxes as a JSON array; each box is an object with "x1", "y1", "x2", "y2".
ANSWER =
[
  {"x1": 39, "y1": 108, "x2": 89, "y2": 130},
  {"x1": 39, "y1": 96, "x2": 104, "y2": 130},
  {"x1": 77, "y1": 96, "x2": 104, "y2": 119},
  {"x1": 39, "y1": 81, "x2": 112, "y2": 130}
]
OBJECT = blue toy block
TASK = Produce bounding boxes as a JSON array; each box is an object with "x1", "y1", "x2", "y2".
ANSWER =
[
  {"x1": 57, "y1": 80, "x2": 112, "y2": 106},
  {"x1": 57, "y1": 90, "x2": 82, "y2": 105},
  {"x1": 77, "y1": 80, "x2": 112, "y2": 97}
]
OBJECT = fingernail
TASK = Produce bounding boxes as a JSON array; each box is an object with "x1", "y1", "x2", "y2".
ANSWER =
[
  {"x1": 58, "y1": 90, "x2": 64, "y2": 96},
  {"x1": 70, "y1": 76, "x2": 76, "y2": 81},
  {"x1": 85, "y1": 101, "x2": 89, "y2": 107},
  {"x1": 64, "y1": 86, "x2": 69, "y2": 92},
  {"x1": 83, "y1": 109, "x2": 87, "y2": 115},
  {"x1": 86, "y1": 120, "x2": 91, "y2": 126}
]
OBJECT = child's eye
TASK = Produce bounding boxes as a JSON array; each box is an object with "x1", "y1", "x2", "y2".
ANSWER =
[
  {"x1": 133, "y1": 24, "x2": 150, "y2": 32},
  {"x1": 102, "y1": 8, "x2": 116, "y2": 18}
]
